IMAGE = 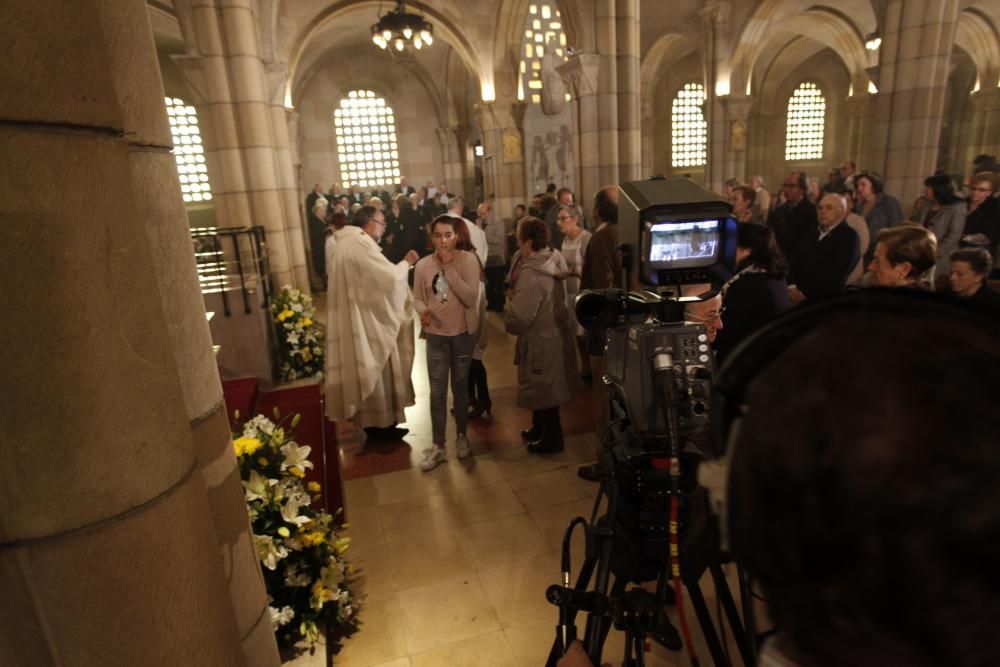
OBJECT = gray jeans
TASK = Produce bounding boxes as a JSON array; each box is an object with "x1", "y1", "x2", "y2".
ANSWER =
[{"x1": 426, "y1": 332, "x2": 474, "y2": 446}]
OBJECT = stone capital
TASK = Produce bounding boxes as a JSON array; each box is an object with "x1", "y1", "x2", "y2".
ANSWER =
[
  {"x1": 557, "y1": 54, "x2": 601, "y2": 97},
  {"x1": 698, "y1": 1, "x2": 730, "y2": 29},
  {"x1": 263, "y1": 60, "x2": 289, "y2": 106},
  {"x1": 845, "y1": 94, "x2": 876, "y2": 118},
  {"x1": 722, "y1": 94, "x2": 753, "y2": 122}
]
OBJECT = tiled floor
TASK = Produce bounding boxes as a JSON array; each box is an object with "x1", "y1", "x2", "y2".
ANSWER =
[{"x1": 293, "y1": 304, "x2": 755, "y2": 666}]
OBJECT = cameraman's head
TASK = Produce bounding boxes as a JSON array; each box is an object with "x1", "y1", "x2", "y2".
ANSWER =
[
  {"x1": 682, "y1": 288, "x2": 723, "y2": 343},
  {"x1": 593, "y1": 186, "x2": 618, "y2": 226},
  {"x1": 728, "y1": 296, "x2": 1000, "y2": 666}
]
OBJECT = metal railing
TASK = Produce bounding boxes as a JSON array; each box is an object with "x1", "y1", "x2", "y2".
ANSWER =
[{"x1": 190, "y1": 225, "x2": 273, "y2": 316}]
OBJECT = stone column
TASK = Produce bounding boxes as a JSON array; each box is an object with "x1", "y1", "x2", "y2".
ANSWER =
[
  {"x1": 477, "y1": 102, "x2": 527, "y2": 218},
  {"x1": 972, "y1": 88, "x2": 1000, "y2": 164},
  {"x1": 870, "y1": 0, "x2": 960, "y2": 211},
  {"x1": 595, "y1": 0, "x2": 620, "y2": 185},
  {"x1": 845, "y1": 94, "x2": 876, "y2": 171},
  {"x1": 559, "y1": 54, "x2": 602, "y2": 200},
  {"x1": 173, "y1": 0, "x2": 308, "y2": 291},
  {"x1": 0, "y1": 1, "x2": 250, "y2": 664},
  {"x1": 720, "y1": 94, "x2": 753, "y2": 183},
  {"x1": 97, "y1": 3, "x2": 281, "y2": 665},
  {"x1": 615, "y1": 0, "x2": 641, "y2": 182},
  {"x1": 700, "y1": 2, "x2": 733, "y2": 192},
  {"x1": 436, "y1": 125, "x2": 468, "y2": 198}
]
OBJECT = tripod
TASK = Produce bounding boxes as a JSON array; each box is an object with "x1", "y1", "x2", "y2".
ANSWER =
[{"x1": 544, "y1": 403, "x2": 757, "y2": 666}]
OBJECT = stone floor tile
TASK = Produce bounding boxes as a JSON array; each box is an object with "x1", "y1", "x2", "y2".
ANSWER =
[{"x1": 397, "y1": 577, "x2": 501, "y2": 654}]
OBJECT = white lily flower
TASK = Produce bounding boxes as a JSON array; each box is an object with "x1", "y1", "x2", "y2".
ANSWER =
[
  {"x1": 280, "y1": 441, "x2": 314, "y2": 472},
  {"x1": 243, "y1": 469, "x2": 274, "y2": 502},
  {"x1": 292, "y1": 303, "x2": 304, "y2": 313},
  {"x1": 255, "y1": 535, "x2": 288, "y2": 570},
  {"x1": 321, "y1": 563, "x2": 345, "y2": 589},
  {"x1": 280, "y1": 497, "x2": 312, "y2": 526},
  {"x1": 286, "y1": 331, "x2": 300, "y2": 345}
]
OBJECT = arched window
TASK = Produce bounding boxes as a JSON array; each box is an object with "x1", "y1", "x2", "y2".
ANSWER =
[
  {"x1": 784, "y1": 82, "x2": 826, "y2": 161},
  {"x1": 518, "y1": 1, "x2": 568, "y2": 104},
  {"x1": 671, "y1": 83, "x2": 707, "y2": 168},
  {"x1": 165, "y1": 96, "x2": 212, "y2": 203},
  {"x1": 333, "y1": 90, "x2": 400, "y2": 188}
]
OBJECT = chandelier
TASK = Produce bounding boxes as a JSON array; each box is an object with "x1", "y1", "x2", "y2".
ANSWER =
[{"x1": 371, "y1": 1, "x2": 434, "y2": 52}]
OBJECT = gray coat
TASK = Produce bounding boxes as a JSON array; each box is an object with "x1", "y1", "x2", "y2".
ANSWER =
[
  {"x1": 917, "y1": 201, "x2": 966, "y2": 276},
  {"x1": 505, "y1": 247, "x2": 584, "y2": 410}
]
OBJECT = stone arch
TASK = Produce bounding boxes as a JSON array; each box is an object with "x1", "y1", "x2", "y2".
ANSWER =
[
  {"x1": 639, "y1": 32, "x2": 703, "y2": 120},
  {"x1": 730, "y1": 0, "x2": 876, "y2": 95},
  {"x1": 286, "y1": 0, "x2": 487, "y2": 105},
  {"x1": 957, "y1": 8, "x2": 1000, "y2": 86}
]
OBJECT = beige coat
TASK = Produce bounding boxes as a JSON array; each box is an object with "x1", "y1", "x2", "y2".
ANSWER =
[{"x1": 505, "y1": 248, "x2": 584, "y2": 410}]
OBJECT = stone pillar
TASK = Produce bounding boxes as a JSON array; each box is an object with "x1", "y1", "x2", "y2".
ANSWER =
[
  {"x1": 595, "y1": 0, "x2": 620, "y2": 185},
  {"x1": 477, "y1": 102, "x2": 527, "y2": 218},
  {"x1": 559, "y1": 54, "x2": 602, "y2": 200},
  {"x1": 0, "y1": 1, "x2": 251, "y2": 664},
  {"x1": 845, "y1": 94, "x2": 876, "y2": 171},
  {"x1": 701, "y1": 2, "x2": 733, "y2": 192},
  {"x1": 615, "y1": 0, "x2": 641, "y2": 182},
  {"x1": 173, "y1": 0, "x2": 308, "y2": 292},
  {"x1": 98, "y1": 3, "x2": 281, "y2": 665},
  {"x1": 436, "y1": 125, "x2": 469, "y2": 198},
  {"x1": 972, "y1": 88, "x2": 1000, "y2": 165},
  {"x1": 720, "y1": 94, "x2": 753, "y2": 184},
  {"x1": 871, "y1": 0, "x2": 960, "y2": 211}
]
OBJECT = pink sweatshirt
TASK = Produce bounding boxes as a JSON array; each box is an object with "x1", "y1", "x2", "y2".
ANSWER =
[{"x1": 412, "y1": 250, "x2": 481, "y2": 336}]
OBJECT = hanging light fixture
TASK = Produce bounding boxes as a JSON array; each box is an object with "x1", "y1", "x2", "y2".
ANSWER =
[{"x1": 371, "y1": 1, "x2": 434, "y2": 53}]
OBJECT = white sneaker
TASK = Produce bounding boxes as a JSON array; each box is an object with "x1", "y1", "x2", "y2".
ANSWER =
[
  {"x1": 419, "y1": 446, "x2": 446, "y2": 472},
  {"x1": 456, "y1": 434, "x2": 472, "y2": 459}
]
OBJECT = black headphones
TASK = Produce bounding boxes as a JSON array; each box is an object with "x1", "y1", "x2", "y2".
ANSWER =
[{"x1": 709, "y1": 288, "x2": 999, "y2": 460}]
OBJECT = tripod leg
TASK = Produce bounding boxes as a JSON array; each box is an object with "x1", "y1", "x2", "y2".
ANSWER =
[
  {"x1": 709, "y1": 563, "x2": 757, "y2": 667},
  {"x1": 687, "y1": 579, "x2": 731, "y2": 667},
  {"x1": 738, "y1": 565, "x2": 760, "y2": 657}
]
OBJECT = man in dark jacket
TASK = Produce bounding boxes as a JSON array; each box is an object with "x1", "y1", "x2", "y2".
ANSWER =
[
  {"x1": 768, "y1": 171, "x2": 818, "y2": 260},
  {"x1": 788, "y1": 193, "x2": 860, "y2": 303}
]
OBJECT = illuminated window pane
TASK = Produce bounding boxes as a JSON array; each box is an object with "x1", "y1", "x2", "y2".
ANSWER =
[
  {"x1": 671, "y1": 83, "x2": 707, "y2": 169},
  {"x1": 518, "y1": 0, "x2": 568, "y2": 103},
  {"x1": 164, "y1": 96, "x2": 212, "y2": 205},
  {"x1": 333, "y1": 90, "x2": 401, "y2": 188},
  {"x1": 784, "y1": 82, "x2": 826, "y2": 161}
]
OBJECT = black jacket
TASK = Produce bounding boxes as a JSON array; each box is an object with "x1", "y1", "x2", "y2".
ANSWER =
[
  {"x1": 963, "y1": 197, "x2": 1000, "y2": 257},
  {"x1": 768, "y1": 198, "x2": 818, "y2": 260},
  {"x1": 714, "y1": 272, "x2": 791, "y2": 363},
  {"x1": 789, "y1": 222, "x2": 860, "y2": 300}
]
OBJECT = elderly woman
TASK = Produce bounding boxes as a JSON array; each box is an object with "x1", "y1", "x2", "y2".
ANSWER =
[
  {"x1": 854, "y1": 171, "x2": 903, "y2": 263},
  {"x1": 505, "y1": 217, "x2": 583, "y2": 454},
  {"x1": 945, "y1": 248, "x2": 1000, "y2": 307},
  {"x1": 963, "y1": 172, "x2": 1000, "y2": 259},
  {"x1": 713, "y1": 223, "x2": 790, "y2": 363},
  {"x1": 556, "y1": 203, "x2": 593, "y2": 380},
  {"x1": 915, "y1": 174, "x2": 965, "y2": 287},
  {"x1": 867, "y1": 224, "x2": 937, "y2": 289}
]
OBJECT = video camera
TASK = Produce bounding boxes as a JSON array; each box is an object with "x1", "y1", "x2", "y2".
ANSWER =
[{"x1": 545, "y1": 179, "x2": 755, "y2": 667}]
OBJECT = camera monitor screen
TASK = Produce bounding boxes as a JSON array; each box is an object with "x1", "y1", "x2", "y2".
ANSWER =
[{"x1": 647, "y1": 219, "x2": 721, "y2": 269}]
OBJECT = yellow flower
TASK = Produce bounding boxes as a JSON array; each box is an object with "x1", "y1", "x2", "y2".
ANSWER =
[
  {"x1": 301, "y1": 318, "x2": 313, "y2": 327},
  {"x1": 276, "y1": 309, "x2": 294, "y2": 322},
  {"x1": 301, "y1": 348, "x2": 313, "y2": 362},
  {"x1": 307, "y1": 481, "x2": 322, "y2": 493},
  {"x1": 301, "y1": 530, "x2": 325, "y2": 546},
  {"x1": 233, "y1": 436, "x2": 262, "y2": 457},
  {"x1": 257, "y1": 457, "x2": 269, "y2": 467},
  {"x1": 277, "y1": 526, "x2": 291, "y2": 538},
  {"x1": 289, "y1": 466, "x2": 305, "y2": 478}
]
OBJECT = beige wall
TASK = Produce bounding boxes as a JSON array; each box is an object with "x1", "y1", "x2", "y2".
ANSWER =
[{"x1": 296, "y1": 54, "x2": 445, "y2": 193}]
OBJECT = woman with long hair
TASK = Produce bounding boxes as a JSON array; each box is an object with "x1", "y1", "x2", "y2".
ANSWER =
[
  {"x1": 713, "y1": 223, "x2": 791, "y2": 363},
  {"x1": 412, "y1": 215, "x2": 482, "y2": 471}
]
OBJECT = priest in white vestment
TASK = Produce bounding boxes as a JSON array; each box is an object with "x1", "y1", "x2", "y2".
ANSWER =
[{"x1": 325, "y1": 205, "x2": 419, "y2": 440}]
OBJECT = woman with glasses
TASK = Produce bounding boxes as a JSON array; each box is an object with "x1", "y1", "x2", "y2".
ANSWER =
[
  {"x1": 556, "y1": 203, "x2": 593, "y2": 380},
  {"x1": 963, "y1": 172, "x2": 999, "y2": 262},
  {"x1": 713, "y1": 223, "x2": 790, "y2": 363}
]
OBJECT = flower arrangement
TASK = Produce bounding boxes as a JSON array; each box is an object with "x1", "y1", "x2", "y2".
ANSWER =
[
  {"x1": 271, "y1": 285, "x2": 324, "y2": 382},
  {"x1": 234, "y1": 412, "x2": 356, "y2": 650}
]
